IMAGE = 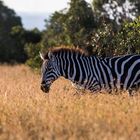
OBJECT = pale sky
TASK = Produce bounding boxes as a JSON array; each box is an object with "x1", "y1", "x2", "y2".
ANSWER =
[
  {"x1": 3, "y1": 0, "x2": 91, "y2": 13},
  {"x1": 2, "y1": 0, "x2": 92, "y2": 30}
]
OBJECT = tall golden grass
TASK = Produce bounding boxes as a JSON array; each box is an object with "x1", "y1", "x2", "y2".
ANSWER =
[{"x1": 0, "y1": 65, "x2": 140, "y2": 140}]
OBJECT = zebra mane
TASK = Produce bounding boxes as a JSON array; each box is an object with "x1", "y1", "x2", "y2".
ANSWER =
[{"x1": 45, "y1": 47, "x2": 89, "y2": 58}]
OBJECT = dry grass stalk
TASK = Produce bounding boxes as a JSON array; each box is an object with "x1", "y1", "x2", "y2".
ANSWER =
[{"x1": 0, "y1": 65, "x2": 140, "y2": 140}]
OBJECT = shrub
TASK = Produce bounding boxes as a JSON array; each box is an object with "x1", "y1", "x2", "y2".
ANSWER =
[
  {"x1": 25, "y1": 43, "x2": 43, "y2": 69},
  {"x1": 90, "y1": 16, "x2": 140, "y2": 57}
]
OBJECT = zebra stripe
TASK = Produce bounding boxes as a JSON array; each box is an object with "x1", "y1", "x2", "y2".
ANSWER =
[{"x1": 40, "y1": 48, "x2": 140, "y2": 94}]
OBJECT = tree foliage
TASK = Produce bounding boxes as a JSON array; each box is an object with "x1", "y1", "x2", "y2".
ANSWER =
[
  {"x1": 116, "y1": 16, "x2": 140, "y2": 54},
  {"x1": 90, "y1": 16, "x2": 140, "y2": 57},
  {"x1": 0, "y1": 1, "x2": 25, "y2": 62},
  {"x1": 0, "y1": 0, "x2": 140, "y2": 69},
  {"x1": 43, "y1": 0, "x2": 97, "y2": 49},
  {"x1": 25, "y1": 0, "x2": 140, "y2": 68},
  {"x1": 92, "y1": 0, "x2": 140, "y2": 24}
]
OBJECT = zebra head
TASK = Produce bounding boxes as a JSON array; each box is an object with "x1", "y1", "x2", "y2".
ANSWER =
[{"x1": 40, "y1": 51, "x2": 60, "y2": 93}]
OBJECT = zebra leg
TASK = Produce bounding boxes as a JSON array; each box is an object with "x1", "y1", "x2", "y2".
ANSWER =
[
  {"x1": 128, "y1": 89, "x2": 139, "y2": 96},
  {"x1": 71, "y1": 82, "x2": 85, "y2": 90},
  {"x1": 71, "y1": 82, "x2": 86, "y2": 95},
  {"x1": 128, "y1": 89, "x2": 134, "y2": 96},
  {"x1": 128, "y1": 82, "x2": 140, "y2": 96}
]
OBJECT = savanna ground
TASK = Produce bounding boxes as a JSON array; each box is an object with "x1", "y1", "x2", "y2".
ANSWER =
[{"x1": 0, "y1": 65, "x2": 140, "y2": 140}]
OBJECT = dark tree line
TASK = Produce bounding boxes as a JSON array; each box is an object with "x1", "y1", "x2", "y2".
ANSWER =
[
  {"x1": 0, "y1": 1, "x2": 42, "y2": 63},
  {"x1": 0, "y1": 1, "x2": 24, "y2": 62}
]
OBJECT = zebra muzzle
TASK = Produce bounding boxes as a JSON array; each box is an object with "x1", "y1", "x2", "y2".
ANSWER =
[{"x1": 41, "y1": 84, "x2": 50, "y2": 93}]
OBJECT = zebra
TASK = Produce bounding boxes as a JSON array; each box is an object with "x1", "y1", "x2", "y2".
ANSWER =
[{"x1": 40, "y1": 47, "x2": 140, "y2": 94}]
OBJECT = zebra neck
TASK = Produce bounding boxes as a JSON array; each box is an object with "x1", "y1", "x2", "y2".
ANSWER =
[
  {"x1": 58, "y1": 53, "x2": 83, "y2": 83},
  {"x1": 58, "y1": 62, "x2": 70, "y2": 80},
  {"x1": 61, "y1": 66, "x2": 75, "y2": 82}
]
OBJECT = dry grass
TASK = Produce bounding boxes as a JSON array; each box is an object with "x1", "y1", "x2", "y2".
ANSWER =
[{"x1": 0, "y1": 65, "x2": 140, "y2": 140}]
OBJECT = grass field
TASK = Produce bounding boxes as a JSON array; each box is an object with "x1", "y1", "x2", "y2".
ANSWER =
[{"x1": 0, "y1": 65, "x2": 140, "y2": 140}]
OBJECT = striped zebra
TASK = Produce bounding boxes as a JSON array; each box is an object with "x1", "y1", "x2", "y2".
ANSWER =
[{"x1": 40, "y1": 47, "x2": 140, "y2": 94}]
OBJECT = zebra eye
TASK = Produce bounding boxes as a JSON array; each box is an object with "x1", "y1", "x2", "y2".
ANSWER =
[{"x1": 47, "y1": 65, "x2": 53, "y2": 70}]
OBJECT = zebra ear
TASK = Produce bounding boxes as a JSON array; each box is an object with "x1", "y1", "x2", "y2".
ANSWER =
[{"x1": 39, "y1": 52, "x2": 45, "y2": 60}]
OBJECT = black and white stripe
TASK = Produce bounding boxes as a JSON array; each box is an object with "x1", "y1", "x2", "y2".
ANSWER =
[{"x1": 40, "y1": 48, "x2": 140, "y2": 94}]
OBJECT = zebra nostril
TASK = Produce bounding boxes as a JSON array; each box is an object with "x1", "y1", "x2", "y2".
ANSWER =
[{"x1": 41, "y1": 81, "x2": 46, "y2": 85}]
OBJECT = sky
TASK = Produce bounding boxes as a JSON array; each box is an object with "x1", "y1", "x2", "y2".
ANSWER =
[
  {"x1": 3, "y1": 0, "x2": 91, "y2": 30},
  {"x1": 4, "y1": 0, "x2": 71, "y2": 13}
]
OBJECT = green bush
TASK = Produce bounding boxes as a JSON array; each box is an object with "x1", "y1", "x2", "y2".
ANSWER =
[
  {"x1": 116, "y1": 17, "x2": 140, "y2": 54},
  {"x1": 25, "y1": 43, "x2": 43, "y2": 69},
  {"x1": 90, "y1": 17, "x2": 140, "y2": 57}
]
